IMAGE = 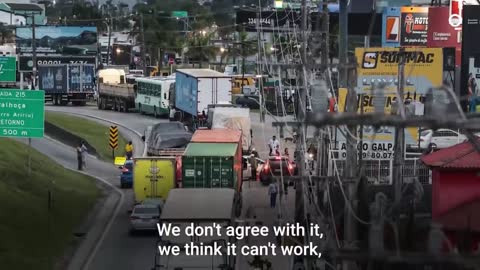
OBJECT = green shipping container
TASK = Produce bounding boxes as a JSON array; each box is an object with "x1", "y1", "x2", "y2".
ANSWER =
[{"x1": 182, "y1": 143, "x2": 239, "y2": 190}]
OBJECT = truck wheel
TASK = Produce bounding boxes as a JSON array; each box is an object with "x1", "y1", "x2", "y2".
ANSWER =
[
  {"x1": 123, "y1": 101, "x2": 128, "y2": 112},
  {"x1": 154, "y1": 106, "x2": 158, "y2": 118},
  {"x1": 97, "y1": 98, "x2": 102, "y2": 109},
  {"x1": 101, "y1": 98, "x2": 107, "y2": 110}
]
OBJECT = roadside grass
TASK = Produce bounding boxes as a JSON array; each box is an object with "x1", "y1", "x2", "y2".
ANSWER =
[
  {"x1": 0, "y1": 139, "x2": 100, "y2": 270},
  {"x1": 45, "y1": 111, "x2": 127, "y2": 161}
]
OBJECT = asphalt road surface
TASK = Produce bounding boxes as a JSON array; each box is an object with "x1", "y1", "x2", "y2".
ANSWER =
[{"x1": 42, "y1": 104, "x2": 300, "y2": 270}]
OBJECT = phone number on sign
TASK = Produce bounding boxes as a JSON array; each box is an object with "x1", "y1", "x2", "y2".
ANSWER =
[{"x1": 339, "y1": 152, "x2": 394, "y2": 159}]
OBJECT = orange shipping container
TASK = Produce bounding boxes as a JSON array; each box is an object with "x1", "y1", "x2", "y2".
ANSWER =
[{"x1": 191, "y1": 129, "x2": 243, "y2": 191}]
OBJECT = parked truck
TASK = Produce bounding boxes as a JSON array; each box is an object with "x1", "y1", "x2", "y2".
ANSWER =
[
  {"x1": 97, "y1": 68, "x2": 136, "y2": 112},
  {"x1": 190, "y1": 129, "x2": 244, "y2": 180},
  {"x1": 181, "y1": 142, "x2": 243, "y2": 217},
  {"x1": 39, "y1": 63, "x2": 95, "y2": 105},
  {"x1": 172, "y1": 69, "x2": 232, "y2": 125},
  {"x1": 208, "y1": 106, "x2": 252, "y2": 155},
  {"x1": 153, "y1": 188, "x2": 237, "y2": 270},
  {"x1": 133, "y1": 157, "x2": 177, "y2": 204}
]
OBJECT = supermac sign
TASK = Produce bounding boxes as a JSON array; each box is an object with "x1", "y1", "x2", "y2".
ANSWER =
[
  {"x1": 361, "y1": 51, "x2": 435, "y2": 69},
  {"x1": 449, "y1": 0, "x2": 463, "y2": 28}
]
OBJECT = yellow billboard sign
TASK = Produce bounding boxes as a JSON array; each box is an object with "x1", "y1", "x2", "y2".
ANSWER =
[{"x1": 336, "y1": 48, "x2": 443, "y2": 147}]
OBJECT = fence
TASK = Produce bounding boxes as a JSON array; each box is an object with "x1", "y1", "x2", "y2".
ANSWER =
[{"x1": 327, "y1": 150, "x2": 431, "y2": 185}]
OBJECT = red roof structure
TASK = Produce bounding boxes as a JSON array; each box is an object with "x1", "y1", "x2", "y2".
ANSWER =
[
  {"x1": 421, "y1": 140, "x2": 480, "y2": 232},
  {"x1": 421, "y1": 140, "x2": 480, "y2": 169}
]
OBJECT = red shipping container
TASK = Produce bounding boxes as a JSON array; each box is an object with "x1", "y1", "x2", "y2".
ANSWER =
[{"x1": 191, "y1": 129, "x2": 244, "y2": 192}]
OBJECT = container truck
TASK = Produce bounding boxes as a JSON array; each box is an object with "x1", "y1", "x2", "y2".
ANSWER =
[
  {"x1": 190, "y1": 129, "x2": 244, "y2": 178},
  {"x1": 153, "y1": 188, "x2": 237, "y2": 270},
  {"x1": 172, "y1": 69, "x2": 232, "y2": 124},
  {"x1": 39, "y1": 63, "x2": 95, "y2": 105},
  {"x1": 208, "y1": 106, "x2": 252, "y2": 155},
  {"x1": 181, "y1": 142, "x2": 242, "y2": 216},
  {"x1": 133, "y1": 157, "x2": 177, "y2": 204},
  {"x1": 97, "y1": 68, "x2": 136, "y2": 112}
]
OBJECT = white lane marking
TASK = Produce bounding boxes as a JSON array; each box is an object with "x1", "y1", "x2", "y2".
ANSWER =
[{"x1": 41, "y1": 136, "x2": 125, "y2": 270}]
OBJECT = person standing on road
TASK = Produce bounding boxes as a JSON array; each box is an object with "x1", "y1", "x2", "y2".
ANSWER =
[
  {"x1": 125, "y1": 141, "x2": 134, "y2": 160},
  {"x1": 76, "y1": 143, "x2": 83, "y2": 170},
  {"x1": 268, "y1": 181, "x2": 278, "y2": 208},
  {"x1": 268, "y1": 135, "x2": 280, "y2": 156},
  {"x1": 249, "y1": 153, "x2": 258, "y2": 181},
  {"x1": 80, "y1": 141, "x2": 88, "y2": 169},
  {"x1": 469, "y1": 73, "x2": 478, "y2": 112}
]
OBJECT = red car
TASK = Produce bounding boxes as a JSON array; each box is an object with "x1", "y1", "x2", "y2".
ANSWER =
[{"x1": 258, "y1": 156, "x2": 296, "y2": 185}]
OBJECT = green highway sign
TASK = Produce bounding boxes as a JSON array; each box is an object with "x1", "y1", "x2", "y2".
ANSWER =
[
  {"x1": 0, "y1": 57, "x2": 16, "y2": 82},
  {"x1": 0, "y1": 89, "x2": 45, "y2": 138},
  {"x1": 171, "y1": 11, "x2": 188, "y2": 18}
]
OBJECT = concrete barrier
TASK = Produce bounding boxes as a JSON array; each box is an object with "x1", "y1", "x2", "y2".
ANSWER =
[{"x1": 44, "y1": 121, "x2": 100, "y2": 158}]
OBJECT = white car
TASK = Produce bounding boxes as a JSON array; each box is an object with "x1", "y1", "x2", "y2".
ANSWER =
[
  {"x1": 130, "y1": 204, "x2": 161, "y2": 232},
  {"x1": 419, "y1": 129, "x2": 466, "y2": 149}
]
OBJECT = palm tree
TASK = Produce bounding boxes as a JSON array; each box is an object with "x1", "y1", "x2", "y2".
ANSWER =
[{"x1": 0, "y1": 24, "x2": 13, "y2": 44}]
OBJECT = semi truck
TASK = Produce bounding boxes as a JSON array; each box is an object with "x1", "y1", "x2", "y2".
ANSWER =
[
  {"x1": 172, "y1": 69, "x2": 232, "y2": 125},
  {"x1": 181, "y1": 142, "x2": 243, "y2": 217},
  {"x1": 38, "y1": 63, "x2": 95, "y2": 105},
  {"x1": 97, "y1": 68, "x2": 136, "y2": 112},
  {"x1": 153, "y1": 188, "x2": 237, "y2": 270}
]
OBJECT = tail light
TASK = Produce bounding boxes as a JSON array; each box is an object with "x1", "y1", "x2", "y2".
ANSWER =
[
  {"x1": 263, "y1": 162, "x2": 270, "y2": 172},
  {"x1": 275, "y1": 156, "x2": 282, "y2": 160},
  {"x1": 288, "y1": 163, "x2": 294, "y2": 171}
]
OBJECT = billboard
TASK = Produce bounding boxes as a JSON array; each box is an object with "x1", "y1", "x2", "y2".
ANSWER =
[
  {"x1": 461, "y1": 5, "x2": 480, "y2": 110},
  {"x1": 0, "y1": 57, "x2": 16, "y2": 82},
  {"x1": 400, "y1": 6, "x2": 429, "y2": 47},
  {"x1": 382, "y1": 7, "x2": 401, "y2": 47},
  {"x1": 427, "y1": 7, "x2": 462, "y2": 48},
  {"x1": 18, "y1": 55, "x2": 96, "y2": 72},
  {"x1": 336, "y1": 48, "x2": 443, "y2": 150},
  {"x1": 15, "y1": 26, "x2": 97, "y2": 55}
]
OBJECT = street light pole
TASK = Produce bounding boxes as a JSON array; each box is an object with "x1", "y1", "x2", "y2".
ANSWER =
[
  {"x1": 106, "y1": 17, "x2": 112, "y2": 66},
  {"x1": 140, "y1": 13, "x2": 147, "y2": 75}
]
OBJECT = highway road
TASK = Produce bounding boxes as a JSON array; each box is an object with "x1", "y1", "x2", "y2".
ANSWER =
[
  {"x1": 42, "y1": 104, "x2": 298, "y2": 270},
  {"x1": 46, "y1": 104, "x2": 167, "y2": 135}
]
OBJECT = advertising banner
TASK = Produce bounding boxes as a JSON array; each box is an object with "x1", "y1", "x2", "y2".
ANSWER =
[
  {"x1": 336, "y1": 47, "x2": 443, "y2": 151},
  {"x1": 427, "y1": 7, "x2": 461, "y2": 49},
  {"x1": 382, "y1": 7, "x2": 401, "y2": 48},
  {"x1": 15, "y1": 26, "x2": 97, "y2": 55},
  {"x1": 0, "y1": 57, "x2": 16, "y2": 82},
  {"x1": 38, "y1": 65, "x2": 68, "y2": 94},
  {"x1": 18, "y1": 55, "x2": 96, "y2": 72},
  {"x1": 400, "y1": 6, "x2": 429, "y2": 47},
  {"x1": 461, "y1": 5, "x2": 480, "y2": 110}
]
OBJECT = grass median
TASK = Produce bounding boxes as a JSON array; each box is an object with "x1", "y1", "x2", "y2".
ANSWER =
[
  {"x1": 45, "y1": 111, "x2": 128, "y2": 161},
  {"x1": 0, "y1": 139, "x2": 100, "y2": 270}
]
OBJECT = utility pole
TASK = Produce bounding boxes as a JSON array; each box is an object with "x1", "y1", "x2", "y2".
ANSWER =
[
  {"x1": 338, "y1": 0, "x2": 348, "y2": 89},
  {"x1": 32, "y1": 15, "x2": 37, "y2": 90},
  {"x1": 295, "y1": 0, "x2": 310, "y2": 269},
  {"x1": 393, "y1": 47, "x2": 406, "y2": 205},
  {"x1": 140, "y1": 13, "x2": 147, "y2": 76},
  {"x1": 256, "y1": 4, "x2": 265, "y2": 122},
  {"x1": 106, "y1": 16, "x2": 112, "y2": 66},
  {"x1": 338, "y1": 0, "x2": 359, "y2": 268}
]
